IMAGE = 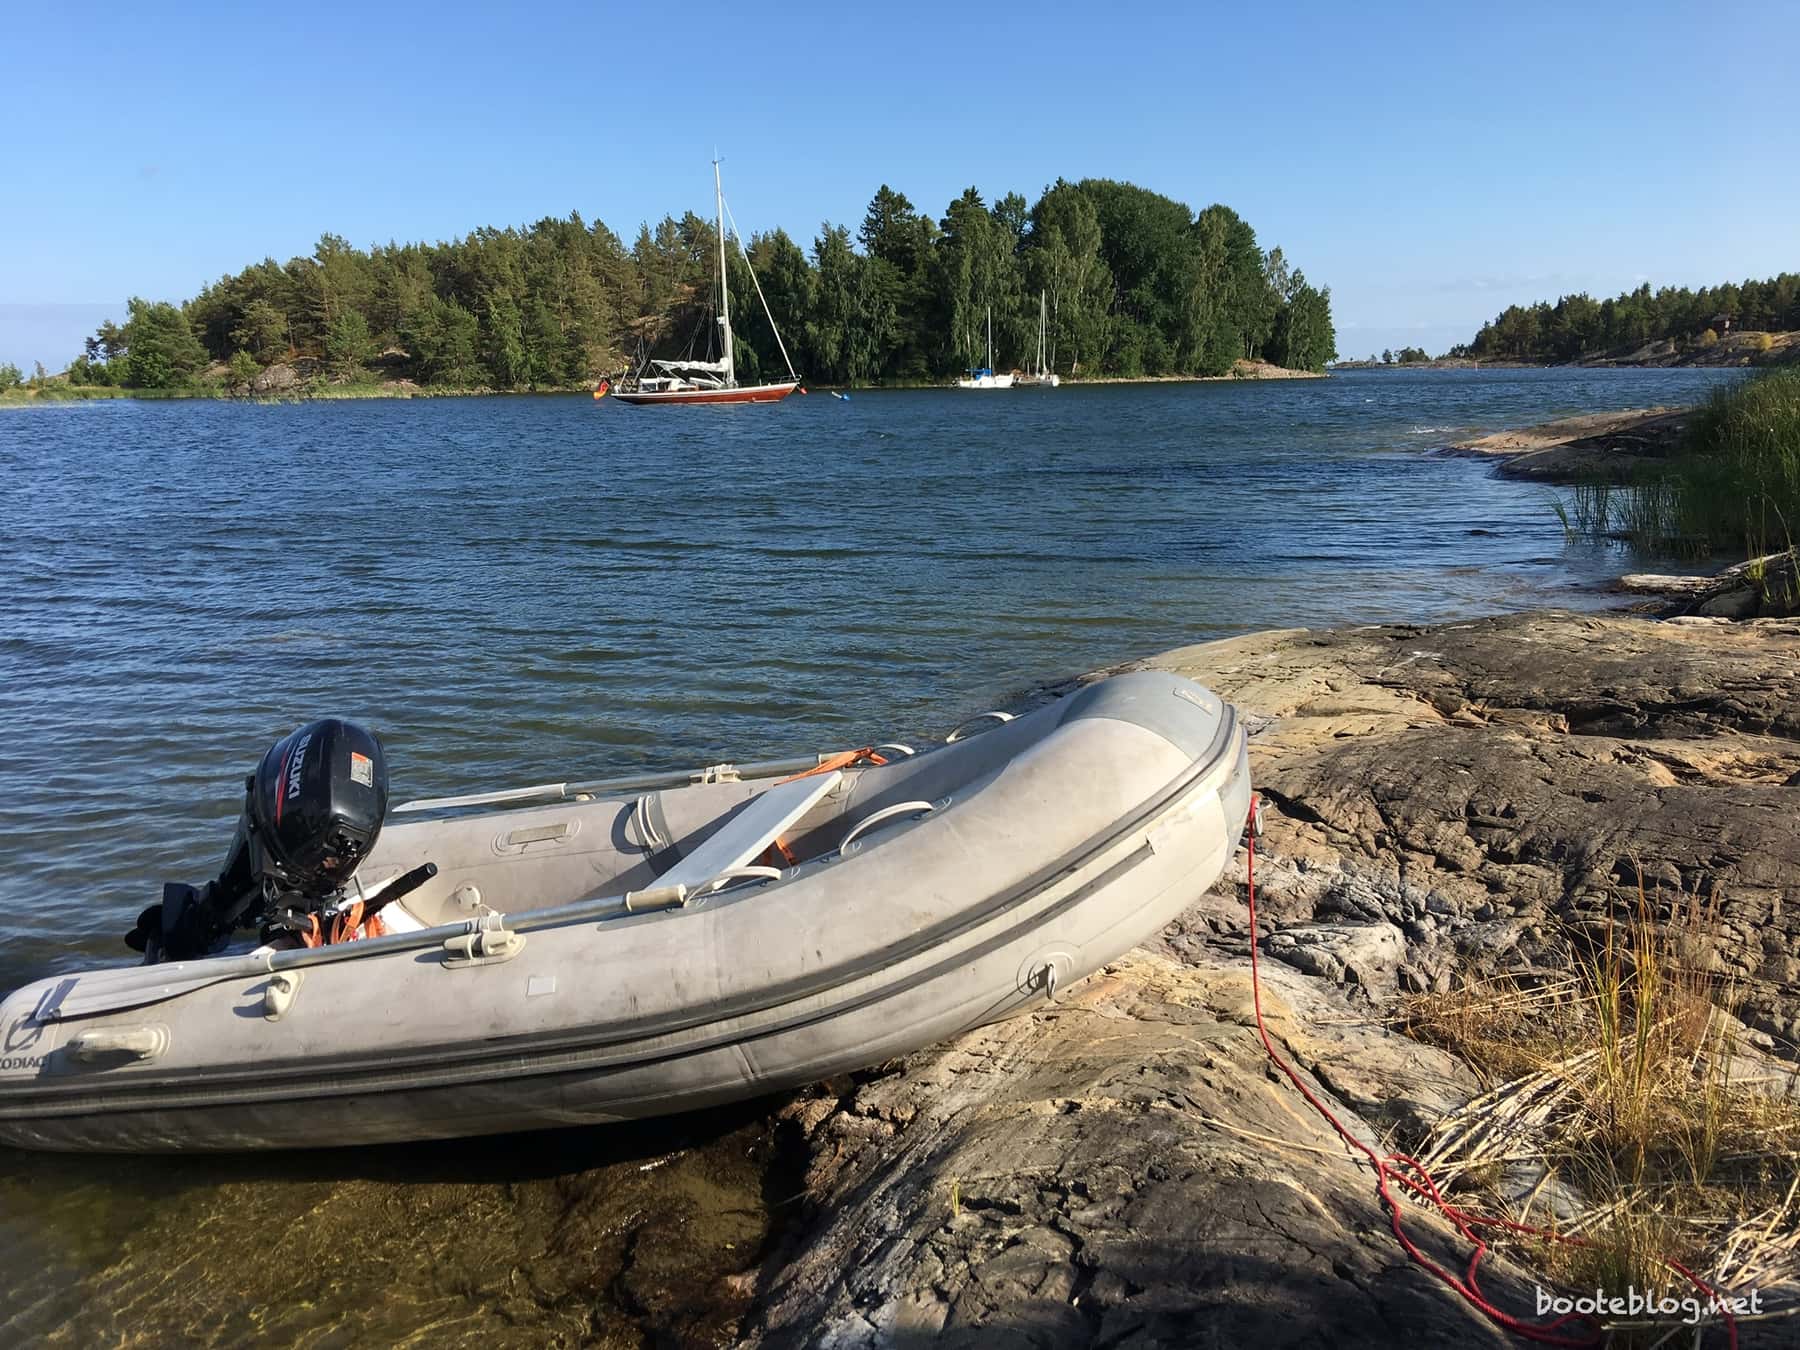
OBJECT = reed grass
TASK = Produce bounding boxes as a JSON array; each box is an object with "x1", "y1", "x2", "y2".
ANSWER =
[
  {"x1": 1556, "y1": 368, "x2": 1800, "y2": 562},
  {"x1": 1679, "y1": 367, "x2": 1800, "y2": 553}
]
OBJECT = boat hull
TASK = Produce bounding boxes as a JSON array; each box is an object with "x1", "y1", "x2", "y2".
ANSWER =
[
  {"x1": 610, "y1": 381, "x2": 798, "y2": 406},
  {"x1": 0, "y1": 673, "x2": 1250, "y2": 1153}
]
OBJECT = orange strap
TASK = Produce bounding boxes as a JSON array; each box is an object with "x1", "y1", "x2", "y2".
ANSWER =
[
  {"x1": 777, "y1": 746, "x2": 888, "y2": 783},
  {"x1": 294, "y1": 900, "x2": 388, "y2": 947},
  {"x1": 290, "y1": 902, "x2": 386, "y2": 949},
  {"x1": 327, "y1": 900, "x2": 363, "y2": 946}
]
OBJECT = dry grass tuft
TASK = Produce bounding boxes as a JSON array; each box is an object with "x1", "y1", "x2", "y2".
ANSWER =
[{"x1": 1402, "y1": 878, "x2": 1800, "y2": 1336}]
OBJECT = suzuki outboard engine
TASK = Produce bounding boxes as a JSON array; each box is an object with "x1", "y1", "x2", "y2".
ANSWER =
[{"x1": 127, "y1": 719, "x2": 390, "y2": 962}]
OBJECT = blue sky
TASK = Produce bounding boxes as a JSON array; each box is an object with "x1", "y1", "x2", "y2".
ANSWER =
[{"x1": 2, "y1": 0, "x2": 1794, "y2": 369}]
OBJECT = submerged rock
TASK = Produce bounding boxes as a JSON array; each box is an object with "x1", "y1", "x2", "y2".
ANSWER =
[{"x1": 0, "y1": 1105, "x2": 793, "y2": 1349}]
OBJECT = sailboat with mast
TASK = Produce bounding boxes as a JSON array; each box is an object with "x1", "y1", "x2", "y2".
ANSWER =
[
  {"x1": 954, "y1": 307, "x2": 1014, "y2": 390},
  {"x1": 1023, "y1": 290, "x2": 1060, "y2": 387},
  {"x1": 609, "y1": 160, "x2": 801, "y2": 406}
]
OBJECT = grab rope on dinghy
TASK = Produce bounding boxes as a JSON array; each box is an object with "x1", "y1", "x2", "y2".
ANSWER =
[{"x1": 1240, "y1": 794, "x2": 1738, "y2": 1348}]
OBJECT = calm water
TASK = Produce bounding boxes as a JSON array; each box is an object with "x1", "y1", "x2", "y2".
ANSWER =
[{"x1": 0, "y1": 365, "x2": 1740, "y2": 1342}]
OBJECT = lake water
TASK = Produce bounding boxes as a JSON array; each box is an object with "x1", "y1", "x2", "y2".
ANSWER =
[{"x1": 0, "y1": 365, "x2": 1741, "y2": 1343}]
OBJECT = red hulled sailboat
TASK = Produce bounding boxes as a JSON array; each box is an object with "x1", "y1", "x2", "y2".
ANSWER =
[{"x1": 606, "y1": 160, "x2": 801, "y2": 407}]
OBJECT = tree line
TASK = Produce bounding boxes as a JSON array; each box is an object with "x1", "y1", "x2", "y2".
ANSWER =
[
  {"x1": 1453, "y1": 274, "x2": 1800, "y2": 363},
  {"x1": 65, "y1": 178, "x2": 1336, "y2": 391}
]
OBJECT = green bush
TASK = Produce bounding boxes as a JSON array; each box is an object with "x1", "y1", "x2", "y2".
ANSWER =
[
  {"x1": 227, "y1": 350, "x2": 260, "y2": 387},
  {"x1": 0, "y1": 362, "x2": 21, "y2": 390}
]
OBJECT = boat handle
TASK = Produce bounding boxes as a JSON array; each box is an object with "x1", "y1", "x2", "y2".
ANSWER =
[
  {"x1": 839, "y1": 801, "x2": 935, "y2": 854},
  {"x1": 69, "y1": 1025, "x2": 169, "y2": 1065},
  {"x1": 697, "y1": 866, "x2": 783, "y2": 896},
  {"x1": 264, "y1": 970, "x2": 303, "y2": 1021},
  {"x1": 623, "y1": 883, "x2": 689, "y2": 913},
  {"x1": 442, "y1": 927, "x2": 526, "y2": 968},
  {"x1": 945, "y1": 712, "x2": 1014, "y2": 743},
  {"x1": 872, "y1": 743, "x2": 916, "y2": 759}
]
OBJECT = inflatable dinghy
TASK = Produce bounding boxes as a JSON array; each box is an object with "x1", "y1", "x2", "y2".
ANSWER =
[{"x1": 0, "y1": 671, "x2": 1250, "y2": 1152}]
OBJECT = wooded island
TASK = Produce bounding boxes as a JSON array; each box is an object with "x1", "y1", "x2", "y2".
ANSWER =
[{"x1": 44, "y1": 179, "x2": 1336, "y2": 395}]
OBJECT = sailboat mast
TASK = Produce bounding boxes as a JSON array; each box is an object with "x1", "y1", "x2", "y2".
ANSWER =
[
  {"x1": 714, "y1": 157, "x2": 735, "y2": 388},
  {"x1": 987, "y1": 306, "x2": 994, "y2": 371},
  {"x1": 1039, "y1": 291, "x2": 1046, "y2": 374}
]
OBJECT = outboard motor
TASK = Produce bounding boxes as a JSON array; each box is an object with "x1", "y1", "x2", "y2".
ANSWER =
[{"x1": 126, "y1": 719, "x2": 390, "y2": 962}]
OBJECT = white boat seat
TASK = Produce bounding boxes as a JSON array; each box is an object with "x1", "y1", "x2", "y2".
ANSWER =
[{"x1": 652, "y1": 771, "x2": 842, "y2": 895}]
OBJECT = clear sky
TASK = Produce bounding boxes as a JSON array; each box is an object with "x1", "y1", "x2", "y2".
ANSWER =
[{"x1": 2, "y1": 0, "x2": 1795, "y2": 369}]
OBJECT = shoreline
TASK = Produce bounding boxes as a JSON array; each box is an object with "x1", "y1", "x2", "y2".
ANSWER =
[
  {"x1": 0, "y1": 381, "x2": 577, "y2": 407},
  {"x1": 1054, "y1": 359, "x2": 1325, "y2": 384},
  {"x1": 1, "y1": 358, "x2": 1327, "y2": 406},
  {"x1": 11, "y1": 382, "x2": 1796, "y2": 1340},
  {"x1": 1445, "y1": 404, "x2": 1692, "y2": 482},
  {"x1": 1332, "y1": 327, "x2": 1799, "y2": 373},
  {"x1": 749, "y1": 608, "x2": 1800, "y2": 1345},
  {"x1": 1443, "y1": 400, "x2": 1799, "y2": 617}
]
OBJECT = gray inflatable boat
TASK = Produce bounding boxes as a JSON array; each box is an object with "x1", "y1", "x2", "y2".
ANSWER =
[{"x1": 0, "y1": 671, "x2": 1250, "y2": 1153}]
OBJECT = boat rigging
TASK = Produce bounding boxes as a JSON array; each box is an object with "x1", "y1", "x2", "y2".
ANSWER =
[{"x1": 608, "y1": 159, "x2": 801, "y2": 406}]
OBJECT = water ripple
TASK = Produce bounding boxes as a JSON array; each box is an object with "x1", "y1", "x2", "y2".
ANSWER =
[{"x1": 0, "y1": 366, "x2": 1738, "y2": 981}]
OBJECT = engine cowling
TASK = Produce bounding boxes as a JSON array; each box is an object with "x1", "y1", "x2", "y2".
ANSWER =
[
  {"x1": 248, "y1": 718, "x2": 388, "y2": 896},
  {"x1": 126, "y1": 719, "x2": 389, "y2": 961}
]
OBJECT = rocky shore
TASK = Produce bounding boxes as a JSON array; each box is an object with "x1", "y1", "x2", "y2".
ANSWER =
[
  {"x1": 1447, "y1": 402, "x2": 1799, "y2": 621},
  {"x1": 1450, "y1": 406, "x2": 1692, "y2": 482},
  {"x1": 739, "y1": 611, "x2": 1800, "y2": 1347},
  {"x1": 28, "y1": 610, "x2": 1790, "y2": 1348},
  {"x1": 1333, "y1": 329, "x2": 1800, "y2": 373}
]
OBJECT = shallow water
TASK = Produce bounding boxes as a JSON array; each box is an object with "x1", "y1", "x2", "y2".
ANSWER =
[
  {"x1": 0, "y1": 1104, "x2": 793, "y2": 1346},
  {"x1": 0, "y1": 365, "x2": 1740, "y2": 1341}
]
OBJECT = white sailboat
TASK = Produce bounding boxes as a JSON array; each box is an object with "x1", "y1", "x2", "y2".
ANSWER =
[
  {"x1": 1023, "y1": 290, "x2": 1060, "y2": 387},
  {"x1": 609, "y1": 160, "x2": 802, "y2": 406},
  {"x1": 954, "y1": 307, "x2": 1014, "y2": 390}
]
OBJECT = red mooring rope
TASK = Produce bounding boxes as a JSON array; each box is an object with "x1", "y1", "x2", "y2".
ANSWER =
[{"x1": 1241, "y1": 795, "x2": 1738, "y2": 1348}]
